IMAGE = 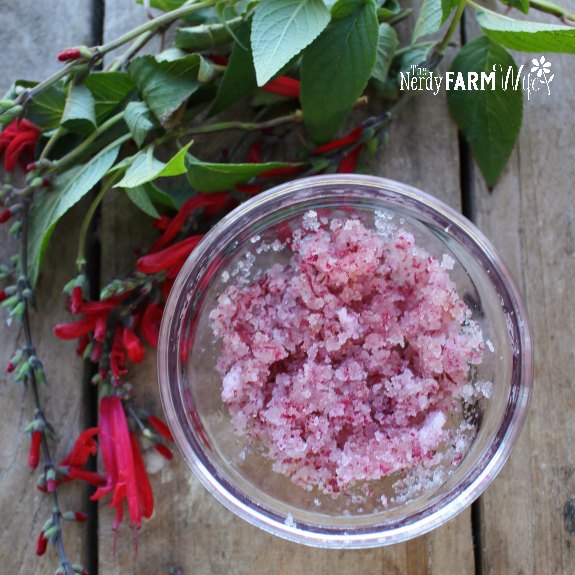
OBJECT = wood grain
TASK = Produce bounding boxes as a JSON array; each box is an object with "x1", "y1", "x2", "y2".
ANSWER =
[{"x1": 0, "y1": 2, "x2": 94, "y2": 573}]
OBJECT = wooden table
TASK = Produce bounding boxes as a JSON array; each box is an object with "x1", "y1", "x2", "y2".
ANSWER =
[{"x1": 1, "y1": 1, "x2": 573, "y2": 573}]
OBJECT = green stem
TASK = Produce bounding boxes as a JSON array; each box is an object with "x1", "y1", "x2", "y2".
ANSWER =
[
  {"x1": 97, "y1": 0, "x2": 215, "y2": 57},
  {"x1": 76, "y1": 174, "x2": 119, "y2": 270},
  {"x1": 438, "y1": 0, "x2": 466, "y2": 55},
  {"x1": 14, "y1": 62, "x2": 79, "y2": 108},
  {"x1": 529, "y1": 0, "x2": 575, "y2": 20},
  {"x1": 39, "y1": 127, "x2": 65, "y2": 162},
  {"x1": 106, "y1": 28, "x2": 159, "y2": 72},
  {"x1": 182, "y1": 110, "x2": 303, "y2": 137},
  {"x1": 53, "y1": 112, "x2": 126, "y2": 169},
  {"x1": 385, "y1": 8, "x2": 413, "y2": 25}
]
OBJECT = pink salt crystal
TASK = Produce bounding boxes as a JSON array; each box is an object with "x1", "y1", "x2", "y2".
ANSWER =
[{"x1": 209, "y1": 216, "x2": 484, "y2": 494}]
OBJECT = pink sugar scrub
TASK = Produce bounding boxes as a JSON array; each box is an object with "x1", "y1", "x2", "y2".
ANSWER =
[{"x1": 209, "y1": 214, "x2": 485, "y2": 495}]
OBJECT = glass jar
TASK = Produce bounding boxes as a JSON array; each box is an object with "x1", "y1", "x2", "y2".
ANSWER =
[{"x1": 158, "y1": 175, "x2": 532, "y2": 548}]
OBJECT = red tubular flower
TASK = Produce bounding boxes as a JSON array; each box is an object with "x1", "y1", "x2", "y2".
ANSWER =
[
  {"x1": 137, "y1": 235, "x2": 204, "y2": 274},
  {"x1": 65, "y1": 467, "x2": 106, "y2": 486},
  {"x1": 337, "y1": 144, "x2": 364, "y2": 174},
  {"x1": 28, "y1": 430, "x2": 42, "y2": 470},
  {"x1": 312, "y1": 126, "x2": 363, "y2": 155},
  {"x1": 154, "y1": 215, "x2": 171, "y2": 231},
  {"x1": 59, "y1": 428, "x2": 99, "y2": 468},
  {"x1": 262, "y1": 77, "x2": 300, "y2": 99},
  {"x1": 57, "y1": 48, "x2": 82, "y2": 62},
  {"x1": 0, "y1": 119, "x2": 41, "y2": 172},
  {"x1": 148, "y1": 416, "x2": 174, "y2": 442},
  {"x1": 36, "y1": 532, "x2": 48, "y2": 556},
  {"x1": 259, "y1": 165, "x2": 304, "y2": 178},
  {"x1": 247, "y1": 140, "x2": 264, "y2": 163},
  {"x1": 0, "y1": 289, "x2": 6, "y2": 302},
  {"x1": 123, "y1": 327, "x2": 145, "y2": 363},
  {"x1": 162, "y1": 278, "x2": 175, "y2": 301},
  {"x1": 151, "y1": 192, "x2": 229, "y2": 253},
  {"x1": 154, "y1": 444, "x2": 173, "y2": 460},
  {"x1": 140, "y1": 302, "x2": 163, "y2": 347},
  {"x1": 53, "y1": 315, "x2": 98, "y2": 340},
  {"x1": 74, "y1": 512, "x2": 88, "y2": 522},
  {"x1": 207, "y1": 54, "x2": 229, "y2": 66},
  {"x1": 0, "y1": 209, "x2": 12, "y2": 224},
  {"x1": 92, "y1": 396, "x2": 154, "y2": 534}
]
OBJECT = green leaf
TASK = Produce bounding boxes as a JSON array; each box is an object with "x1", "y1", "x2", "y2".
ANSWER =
[
  {"x1": 124, "y1": 101, "x2": 155, "y2": 146},
  {"x1": 251, "y1": 0, "x2": 331, "y2": 86},
  {"x1": 376, "y1": 0, "x2": 400, "y2": 20},
  {"x1": 129, "y1": 54, "x2": 201, "y2": 127},
  {"x1": 447, "y1": 36, "x2": 522, "y2": 188},
  {"x1": 17, "y1": 81, "x2": 66, "y2": 131},
  {"x1": 475, "y1": 6, "x2": 575, "y2": 52},
  {"x1": 413, "y1": 0, "x2": 458, "y2": 41},
  {"x1": 146, "y1": 183, "x2": 178, "y2": 209},
  {"x1": 28, "y1": 145, "x2": 120, "y2": 285},
  {"x1": 210, "y1": 20, "x2": 258, "y2": 115},
  {"x1": 84, "y1": 72, "x2": 135, "y2": 124},
  {"x1": 301, "y1": 0, "x2": 379, "y2": 143},
  {"x1": 61, "y1": 84, "x2": 96, "y2": 134},
  {"x1": 500, "y1": 0, "x2": 529, "y2": 14},
  {"x1": 372, "y1": 23, "x2": 398, "y2": 82},
  {"x1": 115, "y1": 141, "x2": 193, "y2": 188},
  {"x1": 125, "y1": 185, "x2": 161, "y2": 218},
  {"x1": 399, "y1": 42, "x2": 434, "y2": 75},
  {"x1": 186, "y1": 156, "x2": 294, "y2": 192},
  {"x1": 175, "y1": 17, "x2": 242, "y2": 50},
  {"x1": 135, "y1": 0, "x2": 188, "y2": 10}
]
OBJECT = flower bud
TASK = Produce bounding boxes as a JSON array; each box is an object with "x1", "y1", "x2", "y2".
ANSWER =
[
  {"x1": 36, "y1": 531, "x2": 48, "y2": 556},
  {"x1": 57, "y1": 48, "x2": 83, "y2": 62},
  {"x1": 28, "y1": 430, "x2": 42, "y2": 470},
  {"x1": 142, "y1": 428, "x2": 155, "y2": 441},
  {"x1": 43, "y1": 524, "x2": 60, "y2": 539},
  {"x1": 63, "y1": 511, "x2": 88, "y2": 522},
  {"x1": 46, "y1": 468, "x2": 57, "y2": 493},
  {"x1": 10, "y1": 301, "x2": 26, "y2": 318},
  {"x1": 0, "y1": 209, "x2": 12, "y2": 223},
  {"x1": 9, "y1": 220, "x2": 22, "y2": 236}
]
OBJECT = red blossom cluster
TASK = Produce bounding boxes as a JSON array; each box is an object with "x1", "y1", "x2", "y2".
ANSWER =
[{"x1": 0, "y1": 119, "x2": 40, "y2": 172}]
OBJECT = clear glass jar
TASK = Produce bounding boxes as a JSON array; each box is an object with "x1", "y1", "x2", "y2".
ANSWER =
[{"x1": 158, "y1": 175, "x2": 532, "y2": 548}]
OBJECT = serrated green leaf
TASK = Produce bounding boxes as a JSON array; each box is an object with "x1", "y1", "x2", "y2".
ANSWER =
[
  {"x1": 17, "y1": 81, "x2": 66, "y2": 131},
  {"x1": 125, "y1": 185, "x2": 161, "y2": 218},
  {"x1": 210, "y1": 20, "x2": 258, "y2": 115},
  {"x1": 175, "y1": 17, "x2": 242, "y2": 50},
  {"x1": 475, "y1": 6, "x2": 575, "y2": 52},
  {"x1": 115, "y1": 141, "x2": 193, "y2": 188},
  {"x1": 61, "y1": 84, "x2": 96, "y2": 134},
  {"x1": 28, "y1": 145, "x2": 120, "y2": 284},
  {"x1": 186, "y1": 156, "x2": 294, "y2": 192},
  {"x1": 372, "y1": 23, "x2": 398, "y2": 82},
  {"x1": 301, "y1": 0, "x2": 379, "y2": 144},
  {"x1": 124, "y1": 101, "x2": 155, "y2": 146},
  {"x1": 447, "y1": 36, "x2": 522, "y2": 188},
  {"x1": 84, "y1": 72, "x2": 135, "y2": 124},
  {"x1": 252, "y1": 0, "x2": 331, "y2": 86},
  {"x1": 413, "y1": 0, "x2": 442, "y2": 41},
  {"x1": 129, "y1": 54, "x2": 201, "y2": 127}
]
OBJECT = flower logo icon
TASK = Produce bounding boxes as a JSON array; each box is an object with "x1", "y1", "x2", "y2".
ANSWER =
[{"x1": 530, "y1": 55, "x2": 554, "y2": 95}]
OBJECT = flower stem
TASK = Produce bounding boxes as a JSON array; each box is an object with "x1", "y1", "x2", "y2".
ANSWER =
[
  {"x1": 529, "y1": 0, "x2": 575, "y2": 21},
  {"x1": 77, "y1": 174, "x2": 119, "y2": 270},
  {"x1": 54, "y1": 115, "x2": 128, "y2": 170},
  {"x1": 20, "y1": 201, "x2": 75, "y2": 575},
  {"x1": 438, "y1": 0, "x2": 466, "y2": 56},
  {"x1": 96, "y1": 0, "x2": 216, "y2": 57},
  {"x1": 106, "y1": 28, "x2": 160, "y2": 72}
]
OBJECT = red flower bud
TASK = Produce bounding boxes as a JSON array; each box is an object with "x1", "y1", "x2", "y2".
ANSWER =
[
  {"x1": 25, "y1": 162, "x2": 36, "y2": 172},
  {"x1": 6, "y1": 362, "x2": 15, "y2": 373},
  {"x1": 28, "y1": 430, "x2": 42, "y2": 470},
  {"x1": 74, "y1": 511, "x2": 88, "y2": 522},
  {"x1": 57, "y1": 48, "x2": 82, "y2": 62},
  {"x1": 141, "y1": 302, "x2": 163, "y2": 347},
  {"x1": 337, "y1": 144, "x2": 364, "y2": 174},
  {"x1": 153, "y1": 443, "x2": 173, "y2": 460},
  {"x1": 137, "y1": 235, "x2": 204, "y2": 274},
  {"x1": 46, "y1": 478, "x2": 57, "y2": 493},
  {"x1": 0, "y1": 209, "x2": 12, "y2": 223},
  {"x1": 70, "y1": 285, "x2": 83, "y2": 313},
  {"x1": 148, "y1": 416, "x2": 174, "y2": 442},
  {"x1": 36, "y1": 532, "x2": 48, "y2": 556},
  {"x1": 312, "y1": 126, "x2": 363, "y2": 155},
  {"x1": 123, "y1": 327, "x2": 145, "y2": 364},
  {"x1": 154, "y1": 215, "x2": 171, "y2": 231},
  {"x1": 0, "y1": 289, "x2": 6, "y2": 302}
]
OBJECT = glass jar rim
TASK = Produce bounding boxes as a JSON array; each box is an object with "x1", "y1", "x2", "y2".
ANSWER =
[{"x1": 158, "y1": 174, "x2": 533, "y2": 548}]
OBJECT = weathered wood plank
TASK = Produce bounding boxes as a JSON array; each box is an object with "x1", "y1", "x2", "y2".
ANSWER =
[
  {"x1": 98, "y1": 3, "x2": 475, "y2": 574},
  {"x1": 472, "y1": 44, "x2": 575, "y2": 574},
  {"x1": 0, "y1": 2, "x2": 95, "y2": 573}
]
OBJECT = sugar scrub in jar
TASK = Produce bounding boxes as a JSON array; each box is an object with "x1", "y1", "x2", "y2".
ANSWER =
[{"x1": 158, "y1": 175, "x2": 532, "y2": 547}]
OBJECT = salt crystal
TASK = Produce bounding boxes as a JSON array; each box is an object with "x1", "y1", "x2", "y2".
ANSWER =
[{"x1": 210, "y1": 215, "x2": 485, "y2": 495}]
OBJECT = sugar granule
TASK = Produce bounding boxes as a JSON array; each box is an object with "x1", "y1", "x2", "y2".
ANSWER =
[{"x1": 209, "y1": 216, "x2": 485, "y2": 495}]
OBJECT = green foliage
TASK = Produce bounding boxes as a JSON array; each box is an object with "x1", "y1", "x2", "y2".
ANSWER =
[
  {"x1": 129, "y1": 54, "x2": 202, "y2": 127},
  {"x1": 16, "y1": 81, "x2": 66, "y2": 131},
  {"x1": 124, "y1": 101, "x2": 156, "y2": 147},
  {"x1": 251, "y1": 0, "x2": 331, "y2": 86},
  {"x1": 125, "y1": 185, "x2": 161, "y2": 218},
  {"x1": 372, "y1": 23, "x2": 398, "y2": 83},
  {"x1": 186, "y1": 156, "x2": 295, "y2": 192},
  {"x1": 447, "y1": 36, "x2": 523, "y2": 188},
  {"x1": 301, "y1": 0, "x2": 379, "y2": 143},
  {"x1": 475, "y1": 6, "x2": 575, "y2": 52},
  {"x1": 84, "y1": 72, "x2": 135, "y2": 124},
  {"x1": 61, "y1": 84, "x2": 96, "y2": 134},
  {"x1": 28, "y1": 145, "x2": 120, "y2": 284}
]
